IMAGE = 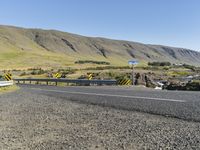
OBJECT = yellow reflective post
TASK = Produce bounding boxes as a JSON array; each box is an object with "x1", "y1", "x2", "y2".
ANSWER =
[
  {"x1": 87, "y1": 73, "x2": 93, "y2": 80},
  {"x1": 54, "y1": 73, "x2": 62, "y2": 78},
  {"x1": 4, "y1": 73, "x2": 12, "y2": 81}
]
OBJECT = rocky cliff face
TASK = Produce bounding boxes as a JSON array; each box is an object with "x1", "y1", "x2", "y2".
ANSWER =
[{"x1": 0, "y1": 25, "x2": 200, "y2": 68}]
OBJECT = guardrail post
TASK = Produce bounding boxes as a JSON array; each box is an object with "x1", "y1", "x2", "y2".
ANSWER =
[
  {"x1": 47, "y1": 81, "x2": 48, "y2": 85},
  {"x1": 55, "y1": 81, "x2": 57, "y2": 86}
]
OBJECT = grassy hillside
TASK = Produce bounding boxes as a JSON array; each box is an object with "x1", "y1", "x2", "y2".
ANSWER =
[{"x1": 0, "y1": 25, "x2": 200, "y2": 70}]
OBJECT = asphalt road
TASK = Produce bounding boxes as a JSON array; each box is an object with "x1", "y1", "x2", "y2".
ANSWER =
[
  {"x1": 20, "y1": 84, "x2": 200, "y2": 122},
  {"x1": 1, "y1": 84, "x2": 200, "y2": 149}
]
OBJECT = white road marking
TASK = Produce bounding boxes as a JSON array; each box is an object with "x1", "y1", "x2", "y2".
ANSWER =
[{"x1": 30, "y1": 88, "x2": 186, "y2": 103}]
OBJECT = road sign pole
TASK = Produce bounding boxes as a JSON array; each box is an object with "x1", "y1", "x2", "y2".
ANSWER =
[
  {"x1": 132, "y1": 64, "x2": 134, "y2": 85},
  {"x1": 128, "y1": 60, "x2": 138, "y2": 86}
]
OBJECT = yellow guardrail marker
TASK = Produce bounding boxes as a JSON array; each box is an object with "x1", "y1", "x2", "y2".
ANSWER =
[
  {"x1": 54, "y1": 73, "x2": 62, "y2": 78},
  {"x1": 4, "y1": 73, "x2": 12, "y2": 81},
  {"x1": 118, "y1": 78, "x2": 132, "y2": 85},
  {"x1": 87, "y1": 73, "x2": 93, "y2": 80}
]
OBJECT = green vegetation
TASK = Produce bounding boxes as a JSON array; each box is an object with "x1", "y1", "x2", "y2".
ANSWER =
[
  {"x1": 0, "y1": 25, "x2": 200, "y2": 70},
  {"x1": 167, "y1": 71, "x2": 191, "y2": 77},
  {"x1": 182, "y1": 64, "x2": 196, "y2": 71},
  {"x1": 20, "y1": 68, "x2": 48, "y2": 76},
  {"x1": 165, "y1": 82, "x2": 200, "y2": 91},
  {"x1": 58, "y1": 68, "x2": 77, "y2": 75},
  {"x1": 148, "y1": 62, "x2": 171, "y2": 66},
  {"x1": 115, "y1": 74, "x2": 131, "y2": 81},
  {"x1": 75, "y1": 60, "x2": 110, "y2": 65},
  {"x1": 0, "y1": 26, "x2": 199, "y2": 90},
  {"x1": 0, "y1": 85, "x2": 19, "y2": 94},
  {"x1": 99, "y1": 72, "x2": 131, "y2": 80},
  {"x1": 83, "y1": 66, "x2": 131, "y2": 70},
  {"x1": 30, "y1": 68, "x2": 47, "y2": 75},
  {"x1": 193, "y1": 80, "x2": 200, "y2": 83}
]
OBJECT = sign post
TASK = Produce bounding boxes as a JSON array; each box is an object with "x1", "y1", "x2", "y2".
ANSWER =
[{"x1": 128, "y1": 60, "x2": 139, "y2": 85}]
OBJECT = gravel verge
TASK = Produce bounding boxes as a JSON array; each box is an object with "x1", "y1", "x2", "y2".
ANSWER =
[{"x1": 0, "y1": 89, "x2": 200, "y2": 150}]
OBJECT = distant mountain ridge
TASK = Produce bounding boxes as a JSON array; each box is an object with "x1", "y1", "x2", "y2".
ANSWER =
[{"x1": 0, "y1": 25, "x2": 200, "y2": 69}]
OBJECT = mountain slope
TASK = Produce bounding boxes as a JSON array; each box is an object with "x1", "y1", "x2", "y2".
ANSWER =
[{"x1": 0, "y1": 25, "x2": 200, "y2": 69}]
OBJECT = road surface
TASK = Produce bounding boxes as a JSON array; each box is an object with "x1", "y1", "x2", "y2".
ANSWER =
[
  {"x1": 21, "y1": 84, "x2": 200, "y2": 122},
  {"x1": 0, "y1": 84, "x2": 200, "y2": 149}
]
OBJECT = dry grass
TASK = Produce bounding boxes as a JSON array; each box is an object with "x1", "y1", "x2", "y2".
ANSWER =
[
  {"x1": 0, "y1": 85, "x2": 19, "y2": 94},
  {"x1": 1, "y1": 25, "x2": 199, "y2": 70}
]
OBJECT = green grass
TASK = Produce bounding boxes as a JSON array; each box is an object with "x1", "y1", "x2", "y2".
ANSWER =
[
  {"x1": 0, "y1": 27, "x2": 141, "y2": 69},
  {"x1": 1, "y1": 24, "x2": 200, "y2": 72},
  {"x1": 192, "y1": 80, "x2": 200, "y2": 83},
  {"x1": 167, "y1": 71, "x2": 191, "y2": 77},
  {"x1": 0, "y1": 85, "x2": 19, "y2": 94}
]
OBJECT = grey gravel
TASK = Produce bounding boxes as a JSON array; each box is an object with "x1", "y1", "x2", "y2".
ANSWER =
[{"x1": 0, "y1": 89, "x2": 200, "y2": 150}]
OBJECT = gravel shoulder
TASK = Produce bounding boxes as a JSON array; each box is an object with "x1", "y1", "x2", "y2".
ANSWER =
[{"x1": 0, "y1": 89, "x2": 200, "y2": 150}]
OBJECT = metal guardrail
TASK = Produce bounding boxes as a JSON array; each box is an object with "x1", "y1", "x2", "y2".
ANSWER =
[
  {"x1": 14, "y1": 78, "x2": 117, "y2": 86},
  {"x1": 0, "y1": 80, "x2": 14, "y2": 87}
]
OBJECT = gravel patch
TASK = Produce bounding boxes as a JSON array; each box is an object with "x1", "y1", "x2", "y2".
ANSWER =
[{"x1": 0, "y1": 89, "x2": 200, "y2": 149}]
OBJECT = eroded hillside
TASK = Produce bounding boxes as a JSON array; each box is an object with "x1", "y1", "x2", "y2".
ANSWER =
[{"x1": 0, "y1": 25, "x2": 200, "y2": 69}]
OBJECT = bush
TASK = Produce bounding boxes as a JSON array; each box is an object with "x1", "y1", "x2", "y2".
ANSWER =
[
  {"x1": 84, "y1": 66, "x2": 131, "y2": 70},
  {"x1": 58, "y1": 68, "x2": 76, "y2": 75},
  {"x1": 75, "y1": 60, "x2": 110, "y2": 65},
  {"x1": 115, "y1": 73, "x2": 131, "y2": 81},
  {"x1": 20, "y1": 72, "x2": 27, "y2": 76},
  {"x1": 182, "y1": 64, "x2": 196, "y2": 71},
  {"x1": 164, "y1": 82, "x2": 200, "y2": 91},
  {"x1": 185, "y1": 82, "x2": 200, "y2": 91},
  {"x1": 99, "y1": 72, "x2": 125, "y2": 79},
  {"x1": 30, "y1": 68, "x2": 47, "y2": 75},
  {"x1": 148, "y1": 62, "x2": 171, "y2": 66},
  {"x1": 163, "y1": 66, "x2": 170, "y2": 70},
  {"x1": 167, "y1": 71, "x2": 190, "y2": 77}
]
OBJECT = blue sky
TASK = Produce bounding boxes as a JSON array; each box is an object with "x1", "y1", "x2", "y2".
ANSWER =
[{"x1": 0, "y1": 0, "x2": 200, "y2": 51}]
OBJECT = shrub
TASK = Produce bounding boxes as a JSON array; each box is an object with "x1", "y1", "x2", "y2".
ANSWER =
[
  {"x1": 167, "y1": 71, "x2": 190, "y2": 77},
  {"x1": 182, "y1": 64, "x2": 196, "y2": 71},
  {"x1": 84, "y1": 66, "x2": 131, "y2": 70},
  {"x1": 30, "y1": 68, "x2": 47, "y2": 75},
  {"x1": 58, "y1": 68, "x2": 76, "y2": 75},
  {"x1": 148, "y1": 62, "x2": 171, "y2": 66},
  {"x1": 185, "y1": 82, "x2": 200, "y2": 91},
  {"x1": 75, "y1": 60, "x2": 110, "y2": 65},
  {"x1": 20, "y1": 72, "x2": 27, "y2": 76}
]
